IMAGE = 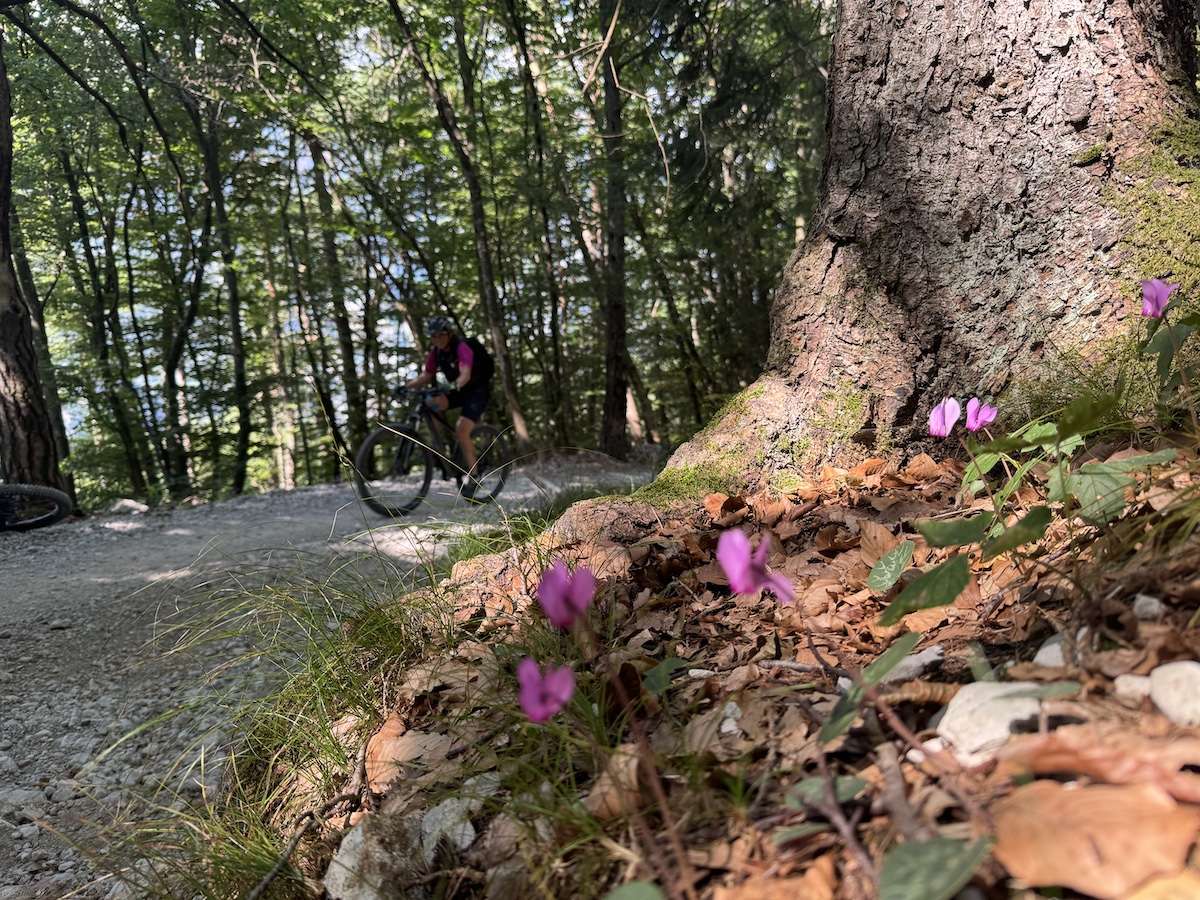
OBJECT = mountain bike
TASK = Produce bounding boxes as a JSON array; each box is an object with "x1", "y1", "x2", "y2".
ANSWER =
[
  {"x1": 0, "y1": 481, "x2": 72, "y2": 532},
  {"x1": 352, "y1": 388, "x2": 514, "y2": 518}
]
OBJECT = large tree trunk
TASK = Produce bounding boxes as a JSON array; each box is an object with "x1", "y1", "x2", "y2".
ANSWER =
[
  {"x1": 673, "y1": 0, "x2": 1200, "y2": 474},
  {"x1": 0, "y1": 33, "x2": 65, "y2": 488}
]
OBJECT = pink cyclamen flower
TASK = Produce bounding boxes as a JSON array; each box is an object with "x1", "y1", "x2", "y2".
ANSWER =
[
  {"x1": 1140, "y1": 278, "x2": 1179, "y2": 318},
  {"x1": 517, "y1": 658, "x2": 575, "y2": 723},
  {"x1": 716, "y1": 528, "x2": 795, "y2": 604},
  {"x1": 928, "y1": 397, "x2": 961, "y2": 438},
  {"x1": 965, "y1": 397, "x2": 998, "y2": 433},
  {"x1": 536, "y1": 561, "x2": 596, "y2": 630}
]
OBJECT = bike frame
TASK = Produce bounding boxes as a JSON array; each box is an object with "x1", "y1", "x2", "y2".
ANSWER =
[{"x1": 397, "y1": 390, "x2": 473, "y2": 480}]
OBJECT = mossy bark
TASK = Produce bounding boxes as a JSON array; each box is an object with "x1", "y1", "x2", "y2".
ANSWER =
[{"x1": 671, "y1": 0, "x2": 1200, "y2": 481}]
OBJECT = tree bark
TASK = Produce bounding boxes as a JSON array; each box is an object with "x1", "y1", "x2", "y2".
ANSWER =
[
  {"x1": 0, "y1": 33, "x2": 65, "y2": 488},
  {"x1": 599, "y1": 0, "x2": 629, "y2": 460},
  {"x1": 673, "y1": 0, "x2": 1200, "y2": 473}
]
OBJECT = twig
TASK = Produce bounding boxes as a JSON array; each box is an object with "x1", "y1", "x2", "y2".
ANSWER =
[
  {"x1": 875, "y1": 743, "x2": 932, "y2": 841},
  {"x1": 759, "y1": 659, "x2": 851, "y2": 679},
  {"x1": 815, "y1": 750, "x2": 877, "y2": 888},
  {"x1": 245, "y1": 791, "x2": 362, "y2": 900}
]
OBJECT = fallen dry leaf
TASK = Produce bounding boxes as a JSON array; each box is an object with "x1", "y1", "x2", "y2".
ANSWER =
[
  {"x1": 365, "y1": 716, "x2": 454, "y2": 792},
  {"x1": 992, "y1": 780, "x2": 1200, "y2": 898},
  {"x1": 859, "y1": 519, "x2": 900, "y2": 567},
  {"x1": 1125, "y1": 869, "x2": 1200, "y2": 899},
  {"x1": 904, "y1": 453, "x2": 945, "y2": 481},
  {"x1": 705, "y1": 492, "x2": 750, "y2": 526},
  {"x1": 995, "y1": 722, "x2": 1200, "y2": 803},
  {"x1": 584, "y1": 743, "x2": 644, "y2": 820},
  {"x1": 712, "y1": 853, "x2": 835, "y2": 900}
]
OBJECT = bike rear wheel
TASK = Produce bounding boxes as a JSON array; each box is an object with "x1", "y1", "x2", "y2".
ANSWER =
[
  {"x1": 462, "y1": 424, "x2": 514, "y2": 505},
  {"x1": 353, "y1": 424, "x2": 435, "y2": 517},
  {"x1": 0, "y1": 484, "x2": 73, "y2": 532}
]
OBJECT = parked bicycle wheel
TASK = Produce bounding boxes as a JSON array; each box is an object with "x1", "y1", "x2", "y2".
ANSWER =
[
  {"x1": 353, "y1": 424, "x2": 434, "y2": 517},
  {"x1": 462, "y1": 424, "x2": 514, "y2": 505},
  {"x1": 0, "y1": 484, "x2": 73, "y2": 532}
]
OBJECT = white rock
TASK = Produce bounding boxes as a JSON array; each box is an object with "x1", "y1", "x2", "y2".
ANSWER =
[
  {"x1": 1133, "y1": 593, "x2": 1167, "y2": 621},
  {"x1": 108, "y1": 499, "x2": 149, "y2": 515},
  {"x1": 1150, "y1": 661, "x2": 1200, "y2": 725},
  {"x1": 936, "y1": 681, "x2": 1042, "y2": 766},
  {"x1": 420, "y1": 773, "x2": 501, "y2": 866},
  {"x1": 718, "y1": 701, "x2": 743, "y2": 736},
  {"x1": 906, "y1": 737, "x2": 947, "y2": 765},
  {"x1": 883, "y1": 644, "x2": 944, "y2": 683},
  {"x1": 1114, "y1": 674, "x2": 1152, "y2": 701},
  {"x1": 324, "y1": 813, "x2": 422, "y2": 900},
  {"x1": 1033, "y1": 635, "x2": 1064, "y2": 667}
]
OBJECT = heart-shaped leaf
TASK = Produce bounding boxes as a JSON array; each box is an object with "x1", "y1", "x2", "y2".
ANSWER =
[
  {"x1": 867, "y1": 540, "x2": 915, "y2": 593},
  {"x1": 916, "y1": 513, "x2": 993, "y2": 548},
  {"x1": 879, "y1": 837, "x2": 993, "y2": 900},
  {"x1": 787, "y1": 776, "x2": 868, "y2": 808},
  {"x1": 879, "y1": 556, "x2": 970, "y2": 626},
  {"x1": 644, "y1": 657, "x2": 687, "y2": 695}
]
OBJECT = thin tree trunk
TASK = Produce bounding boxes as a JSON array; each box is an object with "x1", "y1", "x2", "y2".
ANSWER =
[
  {"x1": 599, "y1": 0, "x2": 629, "y2": 459},
  {"x1": 389, "y1": 1, "x2": 531, "y2": 448},
  {"x1": 306, "y1": 133, "x2": 366, "y2": 448}
]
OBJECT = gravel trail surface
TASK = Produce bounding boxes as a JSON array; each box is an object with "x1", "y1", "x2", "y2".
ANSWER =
[{"x1": 0, "y1": 458, "x2": 648, "y2": 898}]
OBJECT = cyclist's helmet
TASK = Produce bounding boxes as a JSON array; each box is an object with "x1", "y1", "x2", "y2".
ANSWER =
[{"x1": 425, "y1": 316, "x2": 453, "y2": 337}]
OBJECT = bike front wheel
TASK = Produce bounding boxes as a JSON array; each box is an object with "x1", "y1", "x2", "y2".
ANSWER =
[
  {"x1": 353, "y1": 424, "x2": 434, "y2": 517},
  {"x1": 0, "y1": 484, "x2": 73, "y2": 532},
  {"x1": 462, "y1": 424, "x2": 514, "y2": 505}
]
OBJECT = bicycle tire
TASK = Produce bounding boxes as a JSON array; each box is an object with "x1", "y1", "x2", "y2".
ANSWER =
[
  {"x1": 463, "y1": 424, "x2": 513, "y2": 505},
  {"x1": 0, "y1": 483, "x2": 73, "y2": 532},
  {"x1": 353, "y1": 424, "x2": 434, "y2": 518}
]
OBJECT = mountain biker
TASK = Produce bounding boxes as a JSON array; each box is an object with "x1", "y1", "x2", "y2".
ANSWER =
[{"x1": 405, "y1": 316, "x2": 494, "y2": 479}]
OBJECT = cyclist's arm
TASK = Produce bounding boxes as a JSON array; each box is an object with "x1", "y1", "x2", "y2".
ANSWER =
[
  {"x1": 454, "y1": 341, "x2": 475, "y2": 389},
  {"x1": 406, "y1": 372, "x2": 435, "y2": 389},
  {"x1": 454, "y1": 365, "x2": 472, "y2": 390}
]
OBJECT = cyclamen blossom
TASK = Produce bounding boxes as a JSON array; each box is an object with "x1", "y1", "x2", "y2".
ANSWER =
[
  {"x1": 716, "y1": 529, "x2": 794, "y2": 604},
  {"x1": 517, "y1": 658, "x2": 575, "y2": 723},
  {"x1": 1141, "y1": 278, "x2": 1179, "y2": 318},
  {"x1": 928, "y1": 397, "x2": 961, "y2": 438},
  {"x1": 965, "y1": 397, "x2": 998, "y2": 433},
  {"x1": 537, "y1": 561, "x2": 596, "y2": 630}
]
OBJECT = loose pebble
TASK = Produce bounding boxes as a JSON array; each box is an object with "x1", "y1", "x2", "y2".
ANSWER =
[
  {"x1": 936, "y1": 681, "x2": 1042, "y2": 765},
  {"x1": 1150, "y1": 661, "x2": 1200, "y2": 725}
]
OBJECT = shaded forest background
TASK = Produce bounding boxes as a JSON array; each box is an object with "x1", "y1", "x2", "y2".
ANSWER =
[{"x1": 6, "y1": 0, "x2": 828, "y2": 507}]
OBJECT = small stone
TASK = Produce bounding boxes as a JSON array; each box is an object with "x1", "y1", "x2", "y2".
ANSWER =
[
  {"x1": 1114, "y1": 674, "x2": 1152, "y2": 701},
  {"x1": 936, "y1": 681, "x2": 1042, "y2": 765},
  {"x1": 1033, "y1": 635, "x2": 1064, "y2": 667},
  {"x1": 1133, "y1": 593, "x2": 1167, "y2": 621},
  {"x1": 1150, "y1": 661, "x2": 1200, "y2": 725},
  {"x1": 108, "y1": 498, "x2": 149, "y2": 515},
  {"x1": 883, "y1": 644, "x2": 944, "y2": 683}
]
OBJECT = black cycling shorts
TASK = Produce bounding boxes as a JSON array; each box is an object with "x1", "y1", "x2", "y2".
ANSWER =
[{"x1": 445, "y1": 385, "x2": 490, "y2": 422}]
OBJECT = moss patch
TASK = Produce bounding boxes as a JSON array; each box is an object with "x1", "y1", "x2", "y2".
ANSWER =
[
  {"x1": 1072, "y1": 143, "x2": 1105, "y2": 167},
  {"x1": 1113, "y1": 117, "x2": 1200, "y2": 297},
  {"x1": 633, "y1": 462, "x2": 742, "y2": 506},
  {"x1": 809, "y1": 381, "x2": 870, "y2": 444}
]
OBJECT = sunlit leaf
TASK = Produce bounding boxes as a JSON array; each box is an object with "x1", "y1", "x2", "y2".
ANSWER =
[
  {"x1": 772, "y1": 823, "x2": 831, "y2": 844},
  {"x1": 867, "y1": 540, "x2": 914, "y2": 593},
  {"x1": 878, "y1": 556, "x2": 970, "y2": 625}
]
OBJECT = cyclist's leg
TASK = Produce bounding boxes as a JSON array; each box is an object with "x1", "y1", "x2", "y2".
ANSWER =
[{"x1": 448, "y1": 387, "x2": 489, "y2": 474}]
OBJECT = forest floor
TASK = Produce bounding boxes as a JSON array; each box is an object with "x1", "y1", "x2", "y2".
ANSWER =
[{"x1": 0, "y1": 455, "x2": 651, "y2": 900}]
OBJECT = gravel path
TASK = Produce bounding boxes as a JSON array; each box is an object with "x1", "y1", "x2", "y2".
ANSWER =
[{"x1": 0, "y1": 458, "x2": 649, "y2": 899}]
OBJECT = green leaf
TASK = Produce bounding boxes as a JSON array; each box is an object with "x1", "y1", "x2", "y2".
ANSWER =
[
  {"x1": 862, "y1": 632, "x2": 924, "y2": 686},
  {"x1": 1055, "y1": 394, "x2": 1118, "y2": 441},
  {"x1": 818, "y1": 632, "x2": 924, "y2": 743},
  {"x1": 879, "y1": 838, "x2": 993, "y2": 900},
  {"x1": 867, "y1": 540, "x2": 915, "y2": 593},
  {"x1": 1145, "y1": 323, "x2": 1195, "y2": 383},
  {"x1": 643, "y1": 657, "x2": 687, "y2": 695},
  {"x1": 962, "y1": 452, "x2": 1000, "y2": 483},
  {"x1": 915, "y1": 512, "x2": 994, "y2": 548},
  {"x1": 605, "y1": 883, "x2": 667, "y2": 900},
  {"x1": 787, "y1": 776, "x2": 868, "y2": 808},
  {"x1": 981, "y1": 506, "x2": 1052, "y2": 560},
  {"x1": 1064, "y1": 463, "x2": 1134, "y2": 524},
  {"x1": 878, "y1": 556, "x2": 970, "y2": 626},
  {"x1": 992, "y1": 456, "x2": 1040, "y2": 510},
  {"x1": 772, "y1": 823, "x2": 831, "y2": 845},
  {"x1": 1099, "y1": 448, "x2": 1177, "y2": 472}
]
